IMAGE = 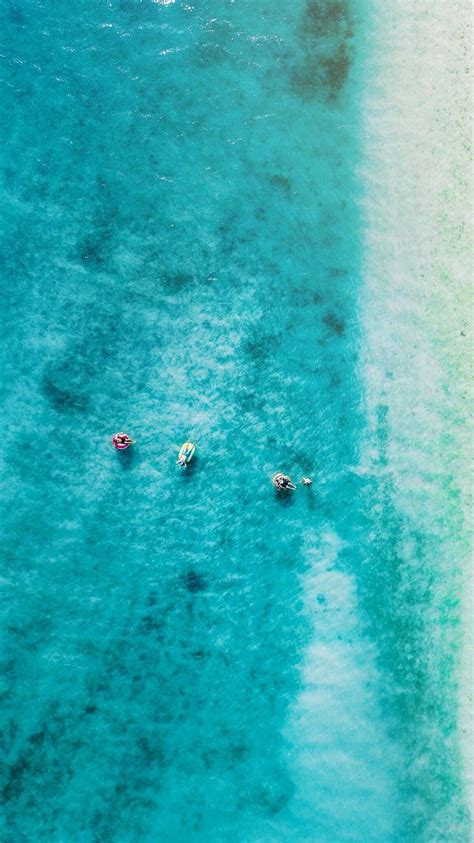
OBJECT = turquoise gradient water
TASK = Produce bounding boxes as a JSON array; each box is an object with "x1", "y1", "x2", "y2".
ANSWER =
[{"x1": 0, "y1": 2, "x2": 470, "y2": 841}]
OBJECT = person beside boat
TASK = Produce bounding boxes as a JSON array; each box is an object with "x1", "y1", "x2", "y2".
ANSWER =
[{"x1": 272, "y1": 472, "x2": 296, "y2": 491}]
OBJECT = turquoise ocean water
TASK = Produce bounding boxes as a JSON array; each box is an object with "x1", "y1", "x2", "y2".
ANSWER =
[{"x1": 0, "y1": 1, "x2": 471, "y2": 841}]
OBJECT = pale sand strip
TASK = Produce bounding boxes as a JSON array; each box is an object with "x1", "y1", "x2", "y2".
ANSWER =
[{"x1": 358, "y1": 0, "x2": 473, "y2": 816}]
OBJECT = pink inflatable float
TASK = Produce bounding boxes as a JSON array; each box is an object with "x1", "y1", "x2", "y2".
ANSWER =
[{"x1": 112, "y1": 432, "x2": 133, "y2": 450}]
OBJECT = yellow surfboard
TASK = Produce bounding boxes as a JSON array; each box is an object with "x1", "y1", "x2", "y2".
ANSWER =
[{"x1": 177, "y1": 442, "x2": 196, "y2": 466}]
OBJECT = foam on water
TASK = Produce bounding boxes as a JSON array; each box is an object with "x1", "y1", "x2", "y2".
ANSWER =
[{"x1": 282, "y1": 529, "x2": 398, "y2": 842}]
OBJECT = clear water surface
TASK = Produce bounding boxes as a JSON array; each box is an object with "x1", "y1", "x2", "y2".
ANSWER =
[{"x1": 0, "y1": 1, "x2": 470, "y2": 841}]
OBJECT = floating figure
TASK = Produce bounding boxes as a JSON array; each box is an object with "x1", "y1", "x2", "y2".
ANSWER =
[
  {"x1": 272, "y1": 472, "x2": 296, "y2": 491},
  {"x1": 301, "y1": 477, "x2": 313, "y2": 486},
  {"x1": 177, "y1": 442, "x2": 196, "y2": 467},
  {"x1": 112, "y1": 432, "x2": 134, "y2": 450}
]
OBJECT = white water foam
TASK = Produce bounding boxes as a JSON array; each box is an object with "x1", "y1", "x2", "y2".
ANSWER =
[{"x1": 281, "y1": 530, "x2": 398, "y2": 842}]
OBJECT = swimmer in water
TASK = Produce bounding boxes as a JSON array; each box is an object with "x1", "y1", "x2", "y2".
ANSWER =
[{"x1": 112, "y1": 432, "x2": 134, "y2": 448}]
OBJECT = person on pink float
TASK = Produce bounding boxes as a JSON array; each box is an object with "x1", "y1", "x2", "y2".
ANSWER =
[{"x1": 112, "y1": 432, "x2": 134, "y2": 450}]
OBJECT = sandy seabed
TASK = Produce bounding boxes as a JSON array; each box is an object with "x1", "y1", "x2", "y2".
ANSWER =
[{"x1": 359, "y1": 0, "x2": 473, "y2": 819}]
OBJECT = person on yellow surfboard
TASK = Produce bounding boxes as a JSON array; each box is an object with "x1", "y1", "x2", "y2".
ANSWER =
[{"x1": 177, "y1": 442, "x2": 196, "y2": 467}]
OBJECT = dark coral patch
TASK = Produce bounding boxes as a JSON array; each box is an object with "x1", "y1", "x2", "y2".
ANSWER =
[
  {"x1": 76, "y1": 224, "x2": 114, "y2": 268},
  {"x1": 42, "y1": 373, "x2": 89, "y2": 413},
  {"x1": 237, "y1": 391, "x2": 260, "y2": 414},
  {"x1": 299, "y1": 0, "x2": 348, "y2": 38},
  {"x1": 1, "y1": 755, "x2": 31, "y2": 803},
  {"x1": 7, "y1": 5, "x2": 24, "y2": 25},
  {"x1": 183, "y1": 570, "x2": 207, "y2": 593},
  {"x1": 322, "y1": 42, "x2": 351, "y2": 94},
  {"x1": 29, "y1": 730, "x2": 46, "y2": 747},
  {"x1": 243, "y1": 333, "x2": 280, "y2": 363},
  {"x1": 78, "y1": 236, "x2": 106, "y2": 267},
  {"x1": 195, "y1": 43, "x2": 228, "y2": 67},
  {"x1": 323, "y1": 312, "x2": 345, "y2": 335},
  {"x1": 139, "y1": 615, "x2": 164, "y2": 636},
  {"x1": 162, "y1": 273, "x2": 195, "y2": 290},
  {"x1": 268, "y1": 174, "x2": 293, "y2": 196},
  {"x1": 41, "y1": 341, "x2": 101, "y2": 413},
  {"x1": 292, "y1": 0, "x2": 354, "y2": 101}
]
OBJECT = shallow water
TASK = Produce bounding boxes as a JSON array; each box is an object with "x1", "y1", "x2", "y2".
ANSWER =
[{"x1": 0, "y1": 1, "x2": 470, "y2": 841}]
